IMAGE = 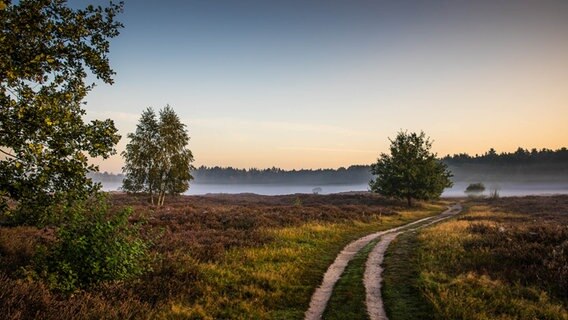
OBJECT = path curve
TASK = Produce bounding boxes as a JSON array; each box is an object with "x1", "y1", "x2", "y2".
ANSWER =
[
  {"x1": 364, "y1": 204, "x2": 462, "y2": 320},
  {"x1": 304, "y1": 204, "x2": 462, "y2": 320}
]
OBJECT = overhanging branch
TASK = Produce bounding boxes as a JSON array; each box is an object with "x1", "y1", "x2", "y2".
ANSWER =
[{"x1": 0, "y1": 148, "x2": 17, "y2": 159}]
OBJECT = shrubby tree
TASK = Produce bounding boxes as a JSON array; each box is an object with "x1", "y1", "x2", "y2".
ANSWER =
[
  {"x1": 0, "y1": 0, "x2": 124, "y2": 224},
  {"x1": 465, "y1": 182, "x2": 485, "y2": 197},
  {"x1": 34, "y1": 194, "x2": 149, "y2": 293},
  {"x1": 122, "y1": 106, "x2": 194, "y2": 205},
  {"x1": 370, "y1": 131, "x2": 453, "y2": 206}
]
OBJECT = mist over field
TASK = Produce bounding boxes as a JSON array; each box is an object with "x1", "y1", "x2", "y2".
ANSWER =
[
  {"x1": 96, "y1": 166, "x2": 568, "y2": 198},
  {"x1": 99, "y1": 180, "x2": 568, "y2": 197}
]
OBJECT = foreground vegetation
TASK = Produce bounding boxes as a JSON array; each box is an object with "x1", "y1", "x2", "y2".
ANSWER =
[
  {"x1": 0, "y1": 193, "x2": 443, "y2": 319},
  {"x1": 383, "y1": 195, "x2": 568, "y2": 320},
  {"x1": 323, "y1": 238, "x2": 379, "y2": 319}
]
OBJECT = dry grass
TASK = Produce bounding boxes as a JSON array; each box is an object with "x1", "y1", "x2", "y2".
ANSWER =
[
  {"x1": 416, "y1": 195, "x2": 568, "y2": 320},
  {"x1": 0, "y1": 192, "x2": 442, "y2": 319}
]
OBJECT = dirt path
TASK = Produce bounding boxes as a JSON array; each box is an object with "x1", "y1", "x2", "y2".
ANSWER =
[
  {"x1": 364, "y1": 232, "x2": 400, "y2": 320},
  {"x1": 364, "y1": 204, "x2": 462, "y2": 320},
  {"x1": 304, "y1": 204, "x2": 462, "y2": 320}
]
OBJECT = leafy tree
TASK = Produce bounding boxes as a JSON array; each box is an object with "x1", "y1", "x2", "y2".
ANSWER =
[
  {"x1": 121, "y1": 108, "x2": 160, "y2": 198},
  {"x1": 122, "y1": 106, "x2": 194, "y2": 205},
  {"x1": 370, "y1": 131, "x2": 453, "y2": 206},
  {"x1": 0, "y1": 0, "x2": 124, "y2": 225},
  {"x1": 156, "y1": 106, "x2": 194, "y2": 202}
]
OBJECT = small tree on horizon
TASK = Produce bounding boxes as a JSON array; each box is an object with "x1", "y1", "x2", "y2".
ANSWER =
[
  {"x1": 465, "y1": 182, "x2": 486, "y2": 197},
  {"x1": 369, "y1": 131, "x2": 453, "y2": 206},
  {"x1": 122, "y1": 106, "x2": 194, "y2": 205}
]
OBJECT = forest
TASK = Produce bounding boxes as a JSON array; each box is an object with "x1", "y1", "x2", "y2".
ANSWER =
[
  {"x1": 91, "y1": 147, "x2": 568, "y2": 185},
  {"x1": 444, "y1": 147, "x2": 568, "y2": 182}
]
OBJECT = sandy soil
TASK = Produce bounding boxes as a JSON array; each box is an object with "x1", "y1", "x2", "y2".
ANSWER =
[
  {"x1": 304, "y1": 204, "x2": 461, "y2": 320},
  {"x1": 364, "y1": 204, "x2": 462, "y2": 320},
  {"x1": 364, "y1": 232, "x2": 400, "y2": 320}
]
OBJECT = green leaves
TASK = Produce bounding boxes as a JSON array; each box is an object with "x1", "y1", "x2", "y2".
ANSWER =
[
  {"x1": 0, "y1": 0, "x2": 123, "y2": 225},
  {"x1": 0, "y1": 0, "x2": 146, "y2": 295},
  {"x1": 370, "y1": 131, "x2": 453, "y2": 206},
  {"x1": 122, "y1": 106, "x2": 195, "y2": 205},
  {"x1": 33, "y1": 196, "x2": 149, "y2": 293}
]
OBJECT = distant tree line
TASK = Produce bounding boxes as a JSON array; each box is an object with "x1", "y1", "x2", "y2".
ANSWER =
[
  {"x1": 190, "y1": 147, "x2": 568, "y2": 184},
  {"x1": 90, "y1": 165, "x2": 373, "y2": 185},
  {"x1": 192, "y1": 165, "x2": 373, "y2": 185},
  {"x1": 444, "y1": 147, "x2": 568, "y2": 182},
  {"x1": 90, "y1": 147, "x2": 568, "y2": 186},
  {"x1": 443, "y1": 147, "x2": 568, "y2": 166}
]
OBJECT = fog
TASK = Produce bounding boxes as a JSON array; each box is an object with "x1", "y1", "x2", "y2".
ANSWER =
[
  {"x1": 100, "y1": 181, "x2": 568, "y2": 197},
  {"x1": 94, "y1": 153, "x2": 568, "y2": 197},
  {"x1": 443, "y1": 181, "x2": 568, "y2": 197}
]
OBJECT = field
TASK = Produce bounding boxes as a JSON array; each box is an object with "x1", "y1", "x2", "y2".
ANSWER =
[
  {"x1": 4, "y1": 193, "x2": 565, "y2": 319},
  {"x1": 383, "y1": 195, "x2": 568, "y2": 320},
  {"x1": 0, "y1": 193, "x2": 444, "y2": 319}
]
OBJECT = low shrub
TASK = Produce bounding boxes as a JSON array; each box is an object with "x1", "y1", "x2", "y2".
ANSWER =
[
  {"x1": 465, "y1": 182, "x2": 485, "y2": 195},
  {"x1": 33, "y1": 196, "x2": 150, "y2": 293}
]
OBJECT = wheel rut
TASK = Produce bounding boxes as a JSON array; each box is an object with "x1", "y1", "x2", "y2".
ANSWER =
[{"x1": 304, "y1": 204, "x2": 462, "y2": 320}]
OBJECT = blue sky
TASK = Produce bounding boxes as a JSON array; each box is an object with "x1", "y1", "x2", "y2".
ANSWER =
[{"x1": 79, "y1": 0, "x2": 568, "y2": 172}]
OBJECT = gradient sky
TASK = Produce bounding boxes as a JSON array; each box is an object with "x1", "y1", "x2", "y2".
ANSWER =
[{"x1": 79, "y1": 0, "x2": 568, "y2": 173}]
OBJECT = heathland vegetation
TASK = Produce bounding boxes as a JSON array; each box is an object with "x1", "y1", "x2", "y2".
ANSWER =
[
  {"x1": 381, "y1": 196, "x2": 568, "y2": 320},
  {"x1": 1, "y1": 193, "x2": 445, "y2": 318}
]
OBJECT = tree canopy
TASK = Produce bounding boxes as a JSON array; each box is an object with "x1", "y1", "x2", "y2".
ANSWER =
[
  {"x1": 122, "y1": 106, "x2": 194, "y2": 205},
  {"x1": 370, "y1": 131, "x2": 453, "y2": 206},
  {"x1": 0, "y1": 0, "x2": 124, "y2": 224}
]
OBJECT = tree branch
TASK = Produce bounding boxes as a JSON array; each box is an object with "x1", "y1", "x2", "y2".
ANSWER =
[{"x1": 0, "y1": 148, "x2": 17, "y2": 159}]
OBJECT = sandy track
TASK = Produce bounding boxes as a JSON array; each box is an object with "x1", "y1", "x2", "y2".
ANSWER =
[
  {"x1": 364, "y1": 204, "x2": 462, "y2": 320},
  {"x1": 304, "y1": 204, "x2": 461, "y2": 320},
  {"x1": 364, "y1": 232, "x2": 400, "y2": 320}
]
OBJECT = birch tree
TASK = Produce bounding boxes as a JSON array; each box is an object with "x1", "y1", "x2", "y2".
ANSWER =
[
  {"x1": 122, "y1": 106, "x2": 194, "y2": 205},
  {"x1": 121, "y1": 108, "x2": 160, "y2": 202}
]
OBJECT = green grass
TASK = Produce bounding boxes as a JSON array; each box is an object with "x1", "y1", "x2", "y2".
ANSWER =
[
  {"x1": 414, "y1": 202, "x2": 568, "y2": 320},
  {"x1": 0, "y1": 194, "x2": 446, "y2": 320},
  {"x1": 162, "y1": 206, "x2": 444, "y2": 319},
  {"x1": 382, "y1": 231, "x2": 434, "y2": 320},
  {"x1": 381, "y1": 201, "x2": 568, "y2": 320},
  {"x1": 323, "y1": 208, "x2": 450, "y2": 320},
  {"x1": 323, "y1": 238, "x2": 379, "y2": 320}
]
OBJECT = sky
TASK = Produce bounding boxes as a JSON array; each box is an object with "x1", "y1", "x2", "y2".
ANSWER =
[{"x1": 78, "y1": 0, "x2": 568, "y2": 173}]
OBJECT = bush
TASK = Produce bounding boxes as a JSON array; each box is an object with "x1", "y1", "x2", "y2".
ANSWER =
[
  {"x1": 465, "y1": 183, "x2": 485, "y2": 194},
  {"x1": 34, "y1": 196, "x2": 149, "y2": 293}
]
